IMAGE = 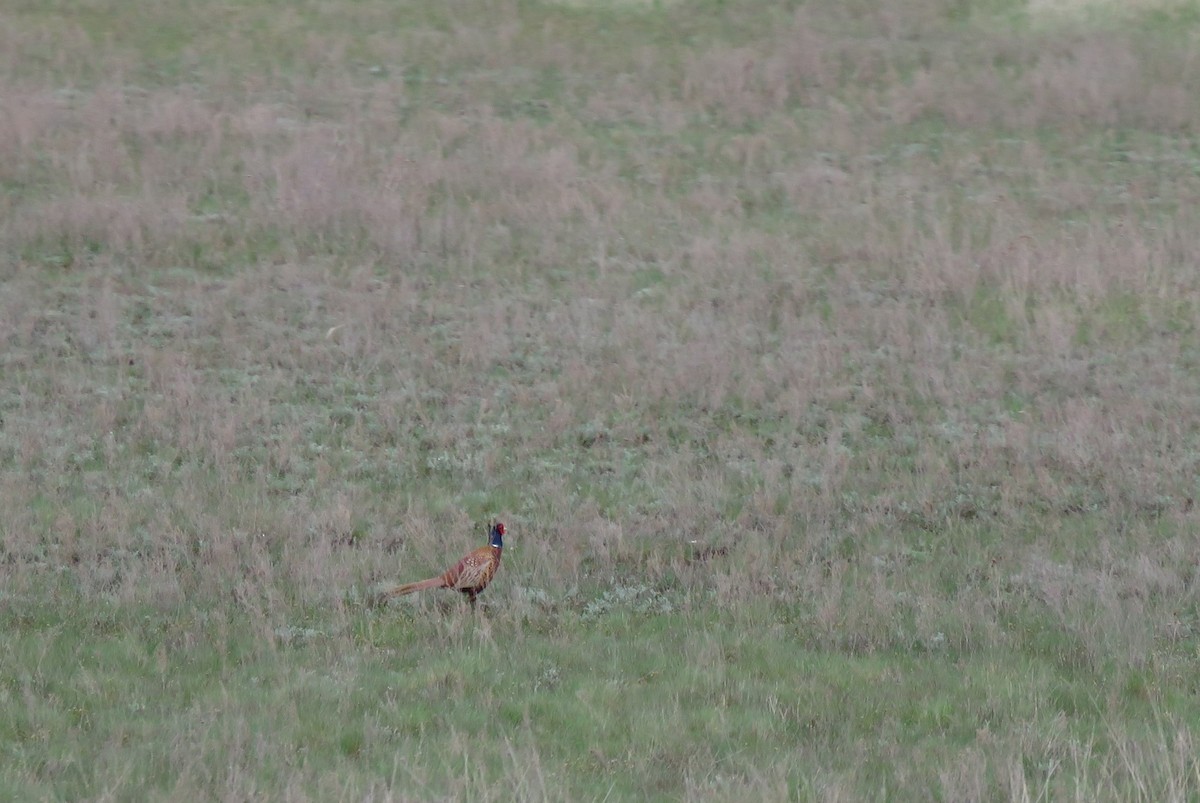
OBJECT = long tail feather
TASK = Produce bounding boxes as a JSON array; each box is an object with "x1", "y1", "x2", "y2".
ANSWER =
[{"x1": 380, "y1": 576, "x2": 446, "y2": 598}]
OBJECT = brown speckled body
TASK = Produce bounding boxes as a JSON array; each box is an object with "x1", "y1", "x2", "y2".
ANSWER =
[{"x1": 383, "y1": 522, "x2": 505, "y2": 607}]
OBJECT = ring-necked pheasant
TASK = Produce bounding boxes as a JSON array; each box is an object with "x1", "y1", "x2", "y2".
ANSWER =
[{"x1": 380, "y1": 522, "x2": 506, "y2": 608}]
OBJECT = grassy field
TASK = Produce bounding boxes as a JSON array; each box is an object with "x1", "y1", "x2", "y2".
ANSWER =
[{"x1": 4, "y1": 0, "x2": 1200, "y2": 798}]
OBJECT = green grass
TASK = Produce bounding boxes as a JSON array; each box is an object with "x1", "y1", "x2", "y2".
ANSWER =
[
  {"x1": 5, "y1": 0, "x2": 1200, "y2": 798},
  {"x1": 6, "y1": 588, "x2": 1196, "y2": 800}
]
